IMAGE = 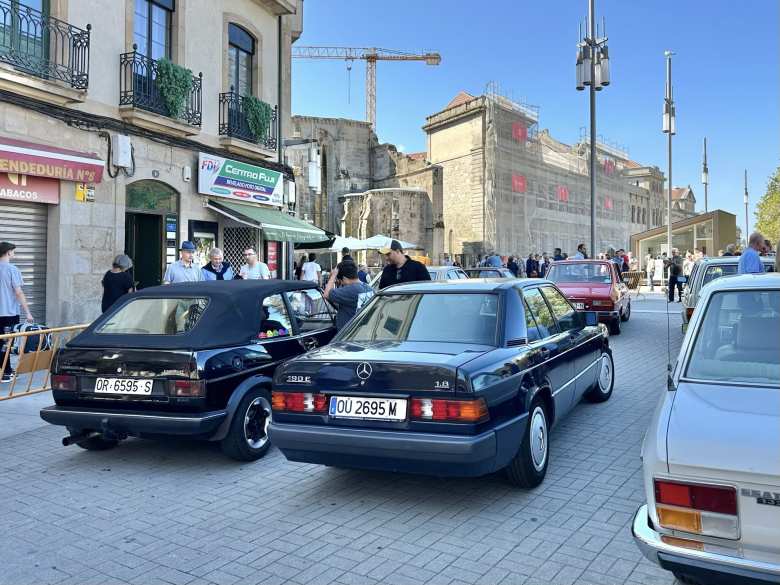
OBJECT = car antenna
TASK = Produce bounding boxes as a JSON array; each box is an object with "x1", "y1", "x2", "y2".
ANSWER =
[{"x1": 666, "y1": 258, "x2": 674, "y2": 391}]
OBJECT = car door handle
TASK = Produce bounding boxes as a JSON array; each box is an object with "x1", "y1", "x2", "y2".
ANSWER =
[
  {"x1": 539, "y1": 347, "x2": 551, "y2": 360},
  {"x1": 302, "y1": 337, "x2": 319, "y2": 350}
]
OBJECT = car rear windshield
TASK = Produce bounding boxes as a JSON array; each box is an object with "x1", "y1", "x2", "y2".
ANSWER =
[
  {"x1": 685, "y1": 290, "x2": 779, "y2": 386},
  {"x1": 547, "y1": 263, "x2": 611, "y2": 284},
  {"x1": 97, "y1": 297, "x2": 209, "y2": 335},
  {"x1": 342, "y1": 293, "x2": 498, "y2": 345}
]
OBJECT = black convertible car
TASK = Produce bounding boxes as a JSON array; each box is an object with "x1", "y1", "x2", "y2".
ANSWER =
[
  {"x1": 269, "y1": 279, "x2": 614, "y2": 487},
  {"x1": 40, "y1": 280, "x2": 336, "y2": 461}
]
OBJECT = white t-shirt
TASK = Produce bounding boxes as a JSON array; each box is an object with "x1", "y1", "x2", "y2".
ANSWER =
[
  {"x1": 240, "y1": 262, "x2": 271, "y2": 280},
  {"x1": 301, "y1": 261, "x2": 321, "y2": 282}
]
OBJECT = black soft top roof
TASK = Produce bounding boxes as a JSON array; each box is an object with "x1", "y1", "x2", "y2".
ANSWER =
[{"x1": 68, "y1": 280, "x2": 319, "y2": 350}]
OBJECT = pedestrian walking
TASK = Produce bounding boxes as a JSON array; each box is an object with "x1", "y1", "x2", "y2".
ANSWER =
[
  {"x1": 666, "y1": 249, "x2": 684, "y2": 302},
  {"x1": 101, "y1": 254, "x2": 135, "y2": 313},
  {"x1": 201, "y1": 248, "x2": 235, "y2": 281},
  {"x1": 238, "y1": 248, "x2": 271, "y2": 280},
  {"x1": 0, "y1": 242, "x2": 34, "y2": 383},
  {"x1": 323, "y1": 262, "x2": 374, "y2": 330},
  {"x1": 645, "y1": 258, "x2": 654, "y2": 291},
  {"x1": 164, "y1": 241, "x2": 204, "y2": 284},
  {"x1": 300, "y1": 253, "x2": 322, "y2": 285},
  {"x1": 738, "y1": 232, "x2": 766, "y2": 275},
  {"x1": 377, "y1": 240, "x2": 431, "y2": 290},
  {"x1": 525, "y1": 254, "x2": 539, "y2": 278}
]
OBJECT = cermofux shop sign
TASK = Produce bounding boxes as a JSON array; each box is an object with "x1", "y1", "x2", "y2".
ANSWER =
[
  {"x1": 0, "y1": 137, "x2": 104, "y2": 183},
  {"x1": 198, "y1": 153, "x2": 283, "y2": 207}
]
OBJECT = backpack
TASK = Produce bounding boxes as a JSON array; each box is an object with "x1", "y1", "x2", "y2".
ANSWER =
[{"x1": 11, "y1": 323, "x2": 52, "y2": 354}]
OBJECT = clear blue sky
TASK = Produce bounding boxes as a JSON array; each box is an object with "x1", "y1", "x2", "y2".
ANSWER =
[{"x1": 292, "y1": 0, "x2": 779, "y2": 231}]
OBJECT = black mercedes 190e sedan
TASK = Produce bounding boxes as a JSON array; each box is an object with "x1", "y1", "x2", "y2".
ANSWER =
[
  {"x1": 269, "y1": 279, "x2": 614, "y2": 488},
  {"x1": 40, "y1": 280, "x2": 336, "y2": 461}
]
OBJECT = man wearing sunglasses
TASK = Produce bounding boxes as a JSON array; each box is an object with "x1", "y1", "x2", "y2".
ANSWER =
[{"x1": 238, "y1": 248, "x2": 271, "y2": 280}]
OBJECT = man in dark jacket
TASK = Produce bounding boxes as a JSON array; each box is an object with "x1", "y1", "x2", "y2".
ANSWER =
[
  {"x1": 378, "y1": 240, "x2": 431, "y2": 290},
  {"x1": 665, "y1": 248, "x2": 684, "y2": 302}
]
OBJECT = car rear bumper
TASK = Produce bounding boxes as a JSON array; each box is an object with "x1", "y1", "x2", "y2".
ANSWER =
[
  {"x1": 268, "y1": 416, "x2": 526, "y2": 477},
  {"x1": 596, "y1": 310, "x2": 619, "y2": 321},
  {"x1": 632, "y1": 505, "x2": 780, "y2": 585},
  {"x1": 40, "y1": 405, "x2": 227, "y2": 438}
]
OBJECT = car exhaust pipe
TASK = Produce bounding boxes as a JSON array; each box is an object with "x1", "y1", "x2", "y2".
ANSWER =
[{"x1": 62, "y1": 430, "x2": 100, "y2": 446}]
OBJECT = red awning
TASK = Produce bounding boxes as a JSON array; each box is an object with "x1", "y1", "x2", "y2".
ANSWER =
[{"x1": 0, "y1": 136, "x2": 104, "y2": 183}]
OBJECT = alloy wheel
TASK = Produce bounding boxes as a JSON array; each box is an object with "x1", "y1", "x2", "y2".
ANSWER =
[
  {"x1": 529, "y1": 406, "x2": 548, "y2": 471},
  {"x1": 598, "y1": 354, "x2": 613, "y2": 393},
  {"x1": 244, "y1": 396, "x2": 271, "y2": 449}
]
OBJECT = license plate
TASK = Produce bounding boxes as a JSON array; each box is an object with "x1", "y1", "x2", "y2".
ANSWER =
[
  {"x1": 575, "y1": 302, "x2": 585, "y2": 310},
  {"x1": 329, "y1": 396, "x2": 407, "y2": 421},
  {"x1": 94, "y1": 377, "x2": 153, "y2": 395}
]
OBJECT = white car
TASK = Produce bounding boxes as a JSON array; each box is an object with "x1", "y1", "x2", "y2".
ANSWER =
[{"x1": 633, "y1": 273, "x2": 780, "y2": 585}]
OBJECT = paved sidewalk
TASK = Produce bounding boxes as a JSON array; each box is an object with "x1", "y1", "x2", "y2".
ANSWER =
[{"x1": 0, "y1": 308, "x2": 682, "y2": 585}]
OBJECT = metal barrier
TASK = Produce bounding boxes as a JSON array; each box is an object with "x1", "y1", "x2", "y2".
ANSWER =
[
  {"x1": 0, "y1": 324, "x2": 87, "y2": 400},
  {"x1": 622, "y1": 270, "x2": 645, "y2": 299}
]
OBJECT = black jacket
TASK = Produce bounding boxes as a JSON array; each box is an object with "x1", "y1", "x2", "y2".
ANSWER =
[{"x1": 378, "y1": 256, "x2": 431, "y2": 290}]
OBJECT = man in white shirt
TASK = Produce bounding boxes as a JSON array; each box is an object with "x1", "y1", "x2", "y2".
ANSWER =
[
  {"x1": 301, "y1": 253, "x2": 322, "y2": 286},
  {"x1": 239, "y1": 248, "x2": 271, "y2": 280}
]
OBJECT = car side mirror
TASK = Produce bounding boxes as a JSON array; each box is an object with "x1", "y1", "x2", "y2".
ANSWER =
[{"x1": 584, "y1": 311, "x2": 598, "y2": 327}]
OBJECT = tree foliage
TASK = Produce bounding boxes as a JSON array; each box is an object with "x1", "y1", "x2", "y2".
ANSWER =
[{"x1": 755, "y1": 165, "x2": 780, "y2": 244}]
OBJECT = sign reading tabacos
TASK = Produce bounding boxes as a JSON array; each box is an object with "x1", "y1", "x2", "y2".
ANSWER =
[
  {"x1": 0, "y1": 173, "x2": 59, "y2": 204},
  {"x1": 0, "y1": 137, "x2": 104, "y2": 183},
  {"x1": 198, "y1": 153, "x2": 283, "y2": 207}
]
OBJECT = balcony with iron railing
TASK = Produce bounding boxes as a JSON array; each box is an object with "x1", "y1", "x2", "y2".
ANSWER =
[
  {"x1": 0, "y1": 0, "x2": 90, "y2": 102},
  {"x1": 218, "y1": 88, "x2": 278, "y2": 157},
  {"x1": 119, "y1": 45, "x2": 202, "y2": 135}
]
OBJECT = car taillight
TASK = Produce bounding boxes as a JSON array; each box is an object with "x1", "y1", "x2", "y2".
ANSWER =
[
  {"x1": 591, "y1": 300, "x2": 613, "y2": 308},
  {"x1": 410, "y1": 398, "x2": 488, "y2": 423},
  {"x1": 51, "y1": 374, "x2": 77, "y2": 391},
  {"x1": 686, "y1": 307, "x2": 694, "y2": 320},
  {"x1": 654, "y1": 479, "x2": 738, "y2": 539},
  {"x1": 167, "y1": 380, "x2": 206, "y2": 397},
  {"x1": 272, "y1": 391, "x2": 328, "y2": 413}
]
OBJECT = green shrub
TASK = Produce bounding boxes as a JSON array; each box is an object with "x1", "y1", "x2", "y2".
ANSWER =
[
  {"x1": 244, "y1": 95, "x2": 273, "y2": 141},
  {"x1": 156, "y1": 58, "x2": 193, "y2": 118}
]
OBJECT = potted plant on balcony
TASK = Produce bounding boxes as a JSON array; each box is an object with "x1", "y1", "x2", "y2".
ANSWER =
[
  {"x1": 156, "y1": 58, "x2": 192, "y2": 119},
  {"x1": 244, "y1": 95, "x2": 273, "y2": 143}
]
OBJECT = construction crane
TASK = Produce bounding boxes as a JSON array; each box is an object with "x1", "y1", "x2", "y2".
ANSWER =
[{"x1": 292, "y1": 46, "x2": 441, "y2": 131}]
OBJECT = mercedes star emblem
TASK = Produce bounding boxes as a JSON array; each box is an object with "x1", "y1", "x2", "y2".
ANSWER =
[{"x1": 356, "y1": 362, "x2": 373, "y2": 380}]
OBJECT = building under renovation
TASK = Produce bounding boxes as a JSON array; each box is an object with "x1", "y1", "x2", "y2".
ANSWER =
[{"x1": 424, "y1": 88, "x2": 671, "y2": 265}]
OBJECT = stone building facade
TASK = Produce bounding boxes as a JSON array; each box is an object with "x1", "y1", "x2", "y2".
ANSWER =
[
  {"x1": 423, "y1": 91, "x2": 670, "y2": 266},
  {"x1": 0, "y1": 0, "x2": 305, "y2": 325}
]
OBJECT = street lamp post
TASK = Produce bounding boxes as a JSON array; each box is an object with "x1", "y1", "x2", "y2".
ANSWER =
[
  {"x1": 662, "y1": 51, "x2": 676, "y2": 258},
  {"x1": 701, "y1": 137, "x2": 709, "y2": 213},
  {"x1": 576, "y1": 0, "x2": 610, "y2": 258},
  {"x1": 743, "y1": 169, "x2": 749, "y2": 242}
]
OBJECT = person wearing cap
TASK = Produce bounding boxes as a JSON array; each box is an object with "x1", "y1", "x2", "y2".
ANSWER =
[
  {"x1": 101, "y1": 254, "x2": 135, "y2": 312},
  {"x1": 163, "y1": 241, "x2": 204, "y2": 284},
  {"x1": 377, "y1": 240, "x2": 431, "y2": 290}
]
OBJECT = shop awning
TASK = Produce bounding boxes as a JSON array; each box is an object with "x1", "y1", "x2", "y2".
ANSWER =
[
  {"x1": 207, "y1": 199, "x2": 329, "y2": 244},
  {"x1": 0, "y1": 137, "x2": 104, "y2": 183}
]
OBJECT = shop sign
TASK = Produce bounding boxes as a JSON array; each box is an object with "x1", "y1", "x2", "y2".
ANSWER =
[
  {"x1": 198, "y1": 153, "x2": 283, "y2": 207},
  {"x1": 0, "y1": 137, "x2": 104, "y2": 183},
  {"x1": 74, "y1": 182, "x2": 95, "y2": 202},
  {"x1": 0, "y1": 173, "x2": 59, "y2": 204},
  {"x1": 266, "y1": 241, "x2": 278, "y2": 277}
]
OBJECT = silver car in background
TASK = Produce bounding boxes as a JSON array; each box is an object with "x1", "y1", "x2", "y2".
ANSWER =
[
  {"x1": 633, "y1": 273, "x2": 780, "y2": 584},
  {"x1": 681, "y1": 256, "x2": 775, "y2": 327}
]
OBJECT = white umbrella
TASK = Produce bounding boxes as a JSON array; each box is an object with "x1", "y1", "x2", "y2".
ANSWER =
[
  {"x1": 361, "y1": 235, "x2": 419, "y2": 251},
  {"x1": 328, "y1": 236, "x2": 364, "y2": 252}
]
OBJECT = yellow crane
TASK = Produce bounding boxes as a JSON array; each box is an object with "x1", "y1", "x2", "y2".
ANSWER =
[{"x1": 292, "y1": 46, "x2": 441, "y2": 131}]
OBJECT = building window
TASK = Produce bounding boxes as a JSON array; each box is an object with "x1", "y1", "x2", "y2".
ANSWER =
[
  {"x1": 228, "y1": 23, "x2": 254, "y2": 96},
  {"x1": 134, "y1": 0, "x2": 173, "y2": 61}
]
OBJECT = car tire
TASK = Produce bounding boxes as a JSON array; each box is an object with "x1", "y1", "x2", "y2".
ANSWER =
[
  {"x1": 608, "y1": 316, "x2": 621, "y2": 335},
  {"x1": 66, "y1": 427, "x2": 118, "y2": 451},
  {"x1": 621, "y1": 300, "x2": 631, "y2": 322},
  {"x1": 220, "y1": 387, "x2": 272, "y2": 462},
  {"x1": 585, "y1": 350, "x2": 614, "y2": 402},
  {"x1": 506, "y1": 396, "x2": 549, "y2": 489}
]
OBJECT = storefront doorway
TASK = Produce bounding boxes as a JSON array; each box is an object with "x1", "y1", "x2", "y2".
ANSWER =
[
  {"x1": 125, "y1": 213, "x2": 162, "y2": 289},
  {"x1": 124, "y1": 180, "x2": 179, "y2": 289}
]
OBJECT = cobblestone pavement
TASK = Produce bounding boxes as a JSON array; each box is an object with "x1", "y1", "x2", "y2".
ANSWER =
[{"x1": 1, "y1": 296, "x2": 683, "y2": 585}]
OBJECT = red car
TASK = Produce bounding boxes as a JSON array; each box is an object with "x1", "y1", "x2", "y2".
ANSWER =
[{"x1": 545, "y1": 260, "x2": 630, "y2": 334}]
